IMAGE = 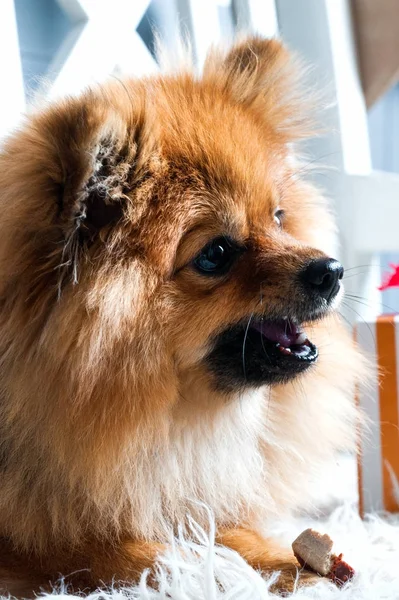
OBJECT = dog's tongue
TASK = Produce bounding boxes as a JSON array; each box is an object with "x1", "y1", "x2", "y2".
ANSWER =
[{"x1": 253, "y1": 319, "x2": 306, "y2": 347}]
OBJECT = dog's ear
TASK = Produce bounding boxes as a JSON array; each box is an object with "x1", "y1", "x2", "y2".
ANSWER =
[
  {"x1": 41, "y1": 92, "x2": 150, "y2": 245},
  {"x1": 0, "y1": 87, "x2": 154, "y2": 294},
  {"x1": 203, "y1": 36, "x2": 311, "y2": 139}
]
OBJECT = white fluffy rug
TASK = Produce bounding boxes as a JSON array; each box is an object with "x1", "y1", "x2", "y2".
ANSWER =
[
  {"x1": 40, "y1": 506, "x2": 399, "y2": 600},
  {"x1": 9, "y1": 457, "x2": 399, "y2": 599}
]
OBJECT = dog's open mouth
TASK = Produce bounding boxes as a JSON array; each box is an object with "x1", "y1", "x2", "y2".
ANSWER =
[
  {"x1": 250, "y1": 317, "x2": 318, "y2": 362},
  {"x1": 206, "y1": 315, "x2": 319, "y2": 391}
]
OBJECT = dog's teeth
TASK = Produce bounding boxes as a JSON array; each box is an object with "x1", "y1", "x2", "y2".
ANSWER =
[
  {"x1": 278, "y1": 346, "x2": 292, "y2": 355},
  {"x1": 296, "y1": 332, "x2": 307, "y2": 345}
]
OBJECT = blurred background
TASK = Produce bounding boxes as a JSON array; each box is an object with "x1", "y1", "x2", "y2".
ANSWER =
[{"x1": 2, "y1": 0, "x2": 399, "y2": 321}]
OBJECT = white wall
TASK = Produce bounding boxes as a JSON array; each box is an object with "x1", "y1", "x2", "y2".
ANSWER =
[
  {"x1": 15, "y1": 0, "x2": 70, "y2": 100},
  {"x1": 369, "y1": 87, "x2": 399, "y2": 313}
]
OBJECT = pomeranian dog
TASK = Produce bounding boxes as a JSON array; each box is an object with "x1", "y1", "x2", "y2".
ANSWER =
[{"x1": 0, "y1": 37, "x2": 363, "y2": 596}]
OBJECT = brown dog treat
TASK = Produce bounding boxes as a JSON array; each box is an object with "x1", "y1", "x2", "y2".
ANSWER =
[
  {"x1": 292, "y1": 528, "x2": 334, "y2": 576},
  {"x1": 292, "y1": 529, "x2": 355, "y2": 586}
]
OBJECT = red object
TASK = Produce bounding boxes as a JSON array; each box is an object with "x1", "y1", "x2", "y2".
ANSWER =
[
  {"x1": 378, "y1": 263, "x2": 399, "y2": 291},
  {"x1": 328, "y1": 554, "x2": 355, "y2": 587}
]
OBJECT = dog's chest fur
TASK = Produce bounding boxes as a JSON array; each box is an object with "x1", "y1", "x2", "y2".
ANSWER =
[{"x1": 120, "y1": 354, "x2": 358, "y2": 542}]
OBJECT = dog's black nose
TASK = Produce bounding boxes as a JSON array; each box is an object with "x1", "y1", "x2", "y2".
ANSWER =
[{"x1": 302, "y1": 258, "x2": 344, "y2": 300}]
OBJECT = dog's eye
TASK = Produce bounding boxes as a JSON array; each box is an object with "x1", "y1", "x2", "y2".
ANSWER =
[
  {"x1": 193, "y1": 237, "x2": 241, "y2": 276},
  {"x1": 274, "y1": 209, "x2": 285, "y2": 228}
]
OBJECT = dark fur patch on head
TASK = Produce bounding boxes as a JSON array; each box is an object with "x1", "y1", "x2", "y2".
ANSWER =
[
  {"x1": 77, "y1": 137, "x2": 132, "y2": 235},
  {"x1": 59, "y1": 133, "x2": 139, "y2": 288}
]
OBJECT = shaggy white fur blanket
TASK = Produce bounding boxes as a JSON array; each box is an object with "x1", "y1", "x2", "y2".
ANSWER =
[
  {"x1": 8, "y1": 457, "x2": 399, "y2": 599},
  {"x1": 32, "y1": 506, "x2": 399, "y2": 600},
  {"x1": 38, "y1": 505, "x2": 399, "y2": 600},
  {"x1": 37, "y1": 506, "x2": 399, "y2": 600}
]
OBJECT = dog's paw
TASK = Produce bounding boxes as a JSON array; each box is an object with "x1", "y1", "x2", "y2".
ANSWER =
[{"x1": 269, "y1": 565, "x2": 323, "y2": 596}]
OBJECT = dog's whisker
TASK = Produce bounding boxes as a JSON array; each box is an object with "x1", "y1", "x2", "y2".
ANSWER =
[
  {"x1": 242, "y1": 313, "x2": 254, "y2": 382},
  {"x1": 343, "y1": 272, "x2": 369, "y2": 280},
  {"x1": 344, "y1": 264, "x2": 379, "y2": 272},
  {"x1": 340, "y1": 300, "x2": 376, "y2": 345},
  {"x1": 345, "y1": 293, "x2": 398, "y2": 315},
  {"x1": 259, "y1": 328, "x2": 272, "y2": 365}
]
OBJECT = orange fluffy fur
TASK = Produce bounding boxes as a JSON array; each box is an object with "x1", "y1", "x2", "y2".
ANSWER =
[{"x1": 0, "y1": 37, "x2": 364, "y2": 596}]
